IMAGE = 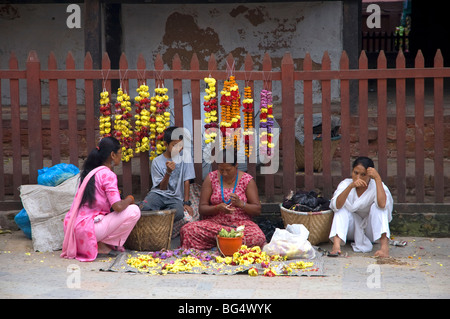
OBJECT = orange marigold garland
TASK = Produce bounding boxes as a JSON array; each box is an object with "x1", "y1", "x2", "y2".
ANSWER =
[
  {"x1": 99, "y1": 90, "x2": 112, "y2": 138},
  {"x1": 242, "y1": 86, "x2": 254, "y2": 157},
  {"x1": 203, "y1": 77, "x2": 218, "y2": 144},
  {"x1": 220, "y1": 75, "x2": 241, "y2": 149},
  {"x1": 113, "y1": 88, "x2": 134, "y2": 162}
]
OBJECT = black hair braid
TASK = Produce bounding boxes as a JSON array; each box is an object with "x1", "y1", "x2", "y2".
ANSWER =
[{"x1": 79, "y1": 136, "x2": 121, "y2": 208}]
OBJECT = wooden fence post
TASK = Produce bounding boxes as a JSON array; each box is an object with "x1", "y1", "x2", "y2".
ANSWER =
[
  {"x1": 281, "y1": 52, "x2": 295, "y2": 195},
  {"x1": 119, "y1": 52, "x2": 133, "y2": 197},
  {"x1": 48, "y1": 52, "x2": 61, "y2": 165},
  {"x1": 244, "y1": 53, "x2": 256, "y2": 179},
  {"x1": 84, "y1": 52, "x2": 96, "y2": 153},
  {"x1": 190, "y1": 53, "x2": 202, "y2": 185},
  {"x1": 358, "y1": 50, "x2": 369, "y2": 156},
  {"x1": 321, "y1": 51, "x2": 332, "y2": 198},
  {"x1": 66, "y1": 51, "x2": 78, "y2": 166},
  {"x1": 172, "y1": 53, "x2": 183, "y2": 127},
  {"x1": 396, "y1": 49, "x2": 407, "y2": 202},
  {"x1": 303, "y1": 52, "x2": 314, "y2": 190},
  {"x1": 377, "y1": 50, "x2": 388, "y2": 181},
  {"x1": 0, "y1": 56, "x2": 3, "y2": 200},
  {"x1": 339, "y1": 51, "x2": 351, "y2": 178},
  {"x1": 137, "y1": 53, "x2": 150, "y2": 199},
  {"x1": 26, "y1": 50, "x2": 43, "y2": 184},
  {"x1": 262, "y1": 53, "x2": 274, "y2": 201},
  {"x1": 434, "y1": 50, "x2": 444, "y2": 203},
  {"x1": 10, "y1": 52, "x2": 22, "y2": 199},
  {"x1": 414, "y1": 50, "x2": 425, "y2": 202}
]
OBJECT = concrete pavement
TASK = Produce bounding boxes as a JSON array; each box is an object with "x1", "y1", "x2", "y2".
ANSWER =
[{"x1": 0, "y1": 230, "x2": 449, "y2": 299}]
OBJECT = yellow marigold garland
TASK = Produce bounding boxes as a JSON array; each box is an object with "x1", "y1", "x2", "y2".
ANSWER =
[
  {"x1": 134, "y1": 84, "x2": 151, "y2": 154},
  {"x1": 149, "y1": 87, "x2": 170, "y2": 160},
  {"x1": 220, "y1": 75, "x2": 241, "y2": 149},
  {"x1": 113, "y1": 88, "x2": 134, "y2": 162},
  {"x1": 99, "y1": 90, "x2": 112, "y2": 138},
  {"x1": 203, "y1": 77, "x2": 218, "y2": 144},
  {"x1": 242, "y1": 86, "x2": 254, "y2": 157}
]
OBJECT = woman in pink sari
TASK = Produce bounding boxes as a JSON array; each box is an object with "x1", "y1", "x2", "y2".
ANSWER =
[
  {"x1": 61, "y1": 137, "x2": 140, "y2": 262},
  {"x1": 180, "y1": 148, "x2": 266, "y2": 250}
]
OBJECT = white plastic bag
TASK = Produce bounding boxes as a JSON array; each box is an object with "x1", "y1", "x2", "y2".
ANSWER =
[
  {"x1": 19, "y1": 174, "x2": 79, "y2": 252},
  {"x1": 263, "y1": 224, "x2": 316, "y2": 259}
]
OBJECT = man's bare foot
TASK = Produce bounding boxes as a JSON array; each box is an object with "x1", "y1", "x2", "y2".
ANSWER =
[
  {"x1": 329, "y1": 236, "x2": 342, "y2": 256},
  {"x1": 374, "y1": 247, "x2": 389, "y2": 258},
  {"x1": 374, "y1": 234, "x2": 389, "y2": 258}
]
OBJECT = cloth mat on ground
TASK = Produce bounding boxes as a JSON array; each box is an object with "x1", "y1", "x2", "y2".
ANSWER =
[{"x1": 100, "y1": 250, "x2": 326, "y2": 277}]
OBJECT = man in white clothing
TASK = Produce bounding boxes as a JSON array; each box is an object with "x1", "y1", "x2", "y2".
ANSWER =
[{"x1": 329, "y1": 157, "x2": 393, "y2": 258}]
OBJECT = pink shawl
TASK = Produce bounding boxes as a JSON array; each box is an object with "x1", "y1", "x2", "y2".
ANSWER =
[{"x1": 60, "y1": 166, "x2": 108, "y2": 260}]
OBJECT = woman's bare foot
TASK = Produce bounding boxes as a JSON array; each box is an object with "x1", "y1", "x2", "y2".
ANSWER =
[{"x1": 97, "y1": 242, "x2": 112, "y2": 254}]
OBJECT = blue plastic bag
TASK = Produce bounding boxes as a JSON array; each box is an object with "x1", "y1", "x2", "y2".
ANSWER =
[
  {"x1": 17, "y1": 163, "x2": 80, "y2": 239},
  {"x1": 14, "y1": 209, "x2": 32, "y2": 239},
  {"x1": 37, "y1": 163, "x2": 79, "y2": 186}
]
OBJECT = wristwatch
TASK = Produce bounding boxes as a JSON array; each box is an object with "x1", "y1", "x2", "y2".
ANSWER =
[{"x1": 183, "y1": 200, "x2": 192, "y2": 206}]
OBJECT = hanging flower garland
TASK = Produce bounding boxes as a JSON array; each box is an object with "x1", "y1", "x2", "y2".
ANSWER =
[
  {"x1": 113, "y1": 88, "x2": 134, "y2": 162},
  {"x1": 220, "y1": 75, "x2": 241, "y2": 149},
  {"x1": 149, "y1": 87, "x2": 170, "y2": 160},
  {"x1": 203, "y1": 77, "x2": 219, "y2": 144},
  {"x1": 259, "y1": 89, "x2": 274, "y2": 157},
  {"x1": 242, "y1": 86, "x2": 254, "y2": 158},
  {"x1": 99, "y1": 90, "x2": 112, "y2": 138},
  {"x1": 134, "y1": 84, "x2": 151, "y2": 154}
]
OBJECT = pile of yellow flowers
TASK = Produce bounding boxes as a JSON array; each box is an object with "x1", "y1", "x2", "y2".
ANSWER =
[
  {"x1": 215, "y1": 245, "x2": 285, "y2": 266},
  {"x1": 113, "y1": 88, "x2": 134, "y2": 162},
  {"x1": 125, "y1": 245, "x2": 316, "y2": 277},
  {"x1": 149, "y1": 87, "x2": 171, "y2": 160},
  {"x1": 126, "y1": 254, "x2": 206, "y2": 275},
  {"x1": 134, "y1": 84, "x2": 151, "y2": 154},
  {"x1": 99, "y1": 90, "x2": 112, "y2": 138},
  {"x1": 203, "y1": 77, "x2": 219, "y2": 144}
]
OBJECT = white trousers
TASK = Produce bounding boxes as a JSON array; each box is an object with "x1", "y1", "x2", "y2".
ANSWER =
[{"x1": 329, "y1": 203, "x2": 391, "y2": 253}]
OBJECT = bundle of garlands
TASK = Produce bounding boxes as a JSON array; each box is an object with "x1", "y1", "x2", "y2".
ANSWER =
[
  {"x1": 203, "y1": 77, "x2": 219, "y2": 145},
  {"x1": 113, "y1": 88, "x2": 134, "y2": 162},
  {"x1": 149, "y1": 87, "x2": 170, "y2": 160},
  {"x1": 219, "y1": 75, "x2": 241, "y2": 149},
  {"x1": 99, "y1": 90, "x2": 112, "y2": 138},
  {"x1": 134, "y1": 84, "x2": 151, "y2": 154},
  {"x1": 259, "y1": 89, "x2": 274, "y2": 157},
  {"x1": 242, "y1": 86, "x2": 254, "y2": 157}
]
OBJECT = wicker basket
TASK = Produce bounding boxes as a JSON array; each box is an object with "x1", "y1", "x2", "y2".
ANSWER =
[
  {"x1": 125, "y1": 209, "x2": 175, "y2": 251},
  {"x1": 295, "y1": 135, "x2": 341, "y2": 172},
  {"x1": 279, "y1": 204, "x2": 334, "y2": 245}
]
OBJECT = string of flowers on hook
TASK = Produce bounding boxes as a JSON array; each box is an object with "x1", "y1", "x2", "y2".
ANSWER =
[
  {"x1": 134, "y1": 83, "x2": 151, "y2": 154},
  {"x1": 149, "y1": 85, "x2": 171, "y2": 160},
  {"x1": 220, "y1": 75, "x2": 241, "y2": 149},
  {"x1": 113, "y1": 87, "x2": 134, "y2": 162},
  {"x1": 242, "y1": 85, "x2": 254, "y2": 158},
  {"x1": 259, "y1": 89, "x2": 274, "y2": 157},
  {"x1": 99, "y1": 89, "x2": 112, "y2": 138},
  {"x1": 203, "y1": 76, "x2": 219, "y2": 145}
]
